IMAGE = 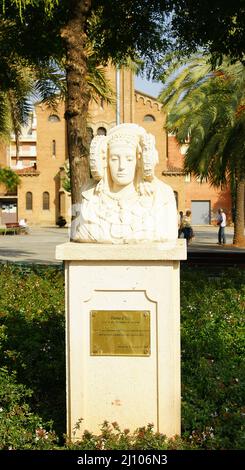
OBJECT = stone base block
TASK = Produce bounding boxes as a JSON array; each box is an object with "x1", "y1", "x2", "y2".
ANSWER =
[{"x1": 56, "y1": 240, "x2": 186, "y2": 439}]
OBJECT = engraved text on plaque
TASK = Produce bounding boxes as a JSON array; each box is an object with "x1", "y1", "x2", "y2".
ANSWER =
[{"x1": 90, "y1": 310, "x2": 150, "y2": 356}]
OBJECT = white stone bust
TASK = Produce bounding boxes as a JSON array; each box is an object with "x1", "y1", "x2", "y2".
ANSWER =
[{"x1": 72, "y1": 123, "x2": 178, "y2": 243}]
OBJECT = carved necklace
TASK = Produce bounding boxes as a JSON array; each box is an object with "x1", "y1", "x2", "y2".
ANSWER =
[{"x1": 98, "y1": 190, "x2": 141, "y2": 224}]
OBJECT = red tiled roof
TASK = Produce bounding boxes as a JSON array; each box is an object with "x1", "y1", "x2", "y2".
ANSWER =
[
  {"x1": 15, "y1": 167, "x2": 40, "y2": 176},
  {"x1": 162, "y1": 164, "x2": 184, "y2": 175}
]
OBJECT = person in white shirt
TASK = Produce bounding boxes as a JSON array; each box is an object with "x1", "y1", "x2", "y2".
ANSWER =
[
  {"x1": 217, "y1": 208, "x2": 226, "y2": 245},
  {"x1": 19, "y1": 218, "x2": 30, "y2": 234},
  {"x1": 182, "y1": 210, "x2": 194, "y2": 245}
]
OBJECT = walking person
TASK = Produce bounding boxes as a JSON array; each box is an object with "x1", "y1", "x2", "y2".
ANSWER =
[
  {"x1": 178, "y1": 211, "x2": 184, "y2": 238},
  {"x1": 183, "y1": 210, "x2": 194, "y2": 245},
  {"x1": 217, "y1": 208, "x2": 226, "y2": 245}
]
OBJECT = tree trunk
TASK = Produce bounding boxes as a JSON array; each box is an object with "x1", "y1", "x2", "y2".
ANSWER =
[
  {"x1": 8, "y1": 90, "x2": 21, "y2": 164},
  {"x1": 233, "y1": 178, "x2": 245, "y2": 246},
  {"x1": 15, "y1": 132, "x2": 20, "y2": 164},
  {"x1": 61, "y1": 0, "x2": 92, "y2": 233}
]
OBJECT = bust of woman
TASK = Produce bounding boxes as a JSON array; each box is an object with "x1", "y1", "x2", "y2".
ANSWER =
[{"x1": 72, "y1": 123, "x2": 177, "y2": 243}]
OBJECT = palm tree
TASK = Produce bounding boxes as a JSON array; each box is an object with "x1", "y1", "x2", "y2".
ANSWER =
[
  {"x1": 0, "y1": 55, "x2": 114, "y2": 148},
  {"x1": 0, "y1": 46, "x2": 114, "y2": 188},
  {"x1": 0, "y1": 55, "x2": 33, "y2": 191},
  {"x1": 159, "y1": 55, "x2": 245, "y2": 246}
]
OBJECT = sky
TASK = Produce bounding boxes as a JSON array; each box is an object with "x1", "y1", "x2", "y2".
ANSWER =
[{"x1": 134, "y1": 75, "x2": 163, "y2": 98}]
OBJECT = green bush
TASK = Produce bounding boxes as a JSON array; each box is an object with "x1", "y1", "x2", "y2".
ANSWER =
[
  {"x1": 0, "y1": 367, "x2": 57, "y2": 449},
  {"x1": 0, "y1": 263, "x2": 65, "y2": 435},
  {"x1": 181, "y1": 267, "x2": 245, "y2": 449},
  {"x1": 0, "y1": 263, "x2": 244, "y2": 449}
]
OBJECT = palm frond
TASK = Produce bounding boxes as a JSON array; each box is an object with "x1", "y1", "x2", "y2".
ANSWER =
[
  {"x1": 161, "y1": 53, "x2": 245, "y2": 189},
  {"x1": 33, "y1": 61, "x2": 66, "y2": 109},
  {"x1": 87, "y1": 63, "x2": 115, "y2": 105}
]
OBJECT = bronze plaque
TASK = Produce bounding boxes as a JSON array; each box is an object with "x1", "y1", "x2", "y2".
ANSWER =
[{"x1": 90, "y1": 310, "x2": 150, "y2": 356}]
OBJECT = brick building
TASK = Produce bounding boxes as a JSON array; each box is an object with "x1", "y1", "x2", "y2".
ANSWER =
[
  {"x1": 0, "y1": 66, "x2": 232, "y2": 226},
  {"x1": 164, "y1": 135, "x2": 232, "y2": 225}
]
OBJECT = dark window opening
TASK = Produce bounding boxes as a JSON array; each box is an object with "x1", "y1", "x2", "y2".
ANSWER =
[
  {"x1": 143, "y1": 114, "x2": 156, "y2": 122},
  {"x1": 48, "y1": 114, "x2": 60, "y2": 123},
  {"x1": 52, "y1": 139, "x2": 56, "y2": 157},
  {"x1": 43, "y1": 191, "x2": 50, "y2": 210},
  {"x1": 26, "y1": 192, "x2": 33, "y2": 210},
  {"x1": 97, "y1": 126, "x2": 107, "y2": 136}
]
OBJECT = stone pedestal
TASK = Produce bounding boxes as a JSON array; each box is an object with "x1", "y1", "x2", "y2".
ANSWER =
[{"x1": 56, "y1": 240, "x2": 186, "y2": 439}]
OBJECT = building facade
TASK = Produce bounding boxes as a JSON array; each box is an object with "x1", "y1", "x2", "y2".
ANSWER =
[
  {"x1": 0, "y1": 67, "x2": 232, "y2": 226},
  {"x1": 164, "y1": 135, "x2": 232, "y2": 225}
]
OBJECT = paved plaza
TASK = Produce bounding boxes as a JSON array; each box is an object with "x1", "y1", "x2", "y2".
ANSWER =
[
  {"x1": 0, "y1": 226, "x2": 69, "y2": 264},
  {"x1": 0, "y1": 225, "x2": 244, "y2": 265}
]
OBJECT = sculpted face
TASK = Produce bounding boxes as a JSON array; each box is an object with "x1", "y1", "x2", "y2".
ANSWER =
[{"x1": 108, "y1": 143, "x2": 137, "y2": 189}]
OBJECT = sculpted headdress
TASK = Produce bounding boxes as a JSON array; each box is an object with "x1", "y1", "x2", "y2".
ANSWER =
[{"x1": 89, "y1": 123, "x2": 158, "y2": 182}]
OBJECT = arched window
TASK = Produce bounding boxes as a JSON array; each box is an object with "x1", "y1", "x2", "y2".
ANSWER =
[
  {"x1": 97, "y1": 126, "x2": 107, "y2": 136},
  {"x1": 174, "y1": 191, "x2": 178, "y2": 209},
  {"x1": 43, "y1": 192, "x2": 50, "y2": 210},
  {"x1": 143, "y1": 114, "x2": 156, "y2": 122},
  {"x1": 48, "y1": 114, "x2": 60, "y2": 123},
  {"x1": 26, "y1": 192, "x2": 33, "y2": 210}
]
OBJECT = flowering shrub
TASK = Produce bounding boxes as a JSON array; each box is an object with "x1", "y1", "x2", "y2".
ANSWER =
[
  {"x1": 66, "y1": 422, "x2": 193, "y2": 450},
  {"x1": 0, "y1": 263, "x2": 244, "y2": 449}
]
